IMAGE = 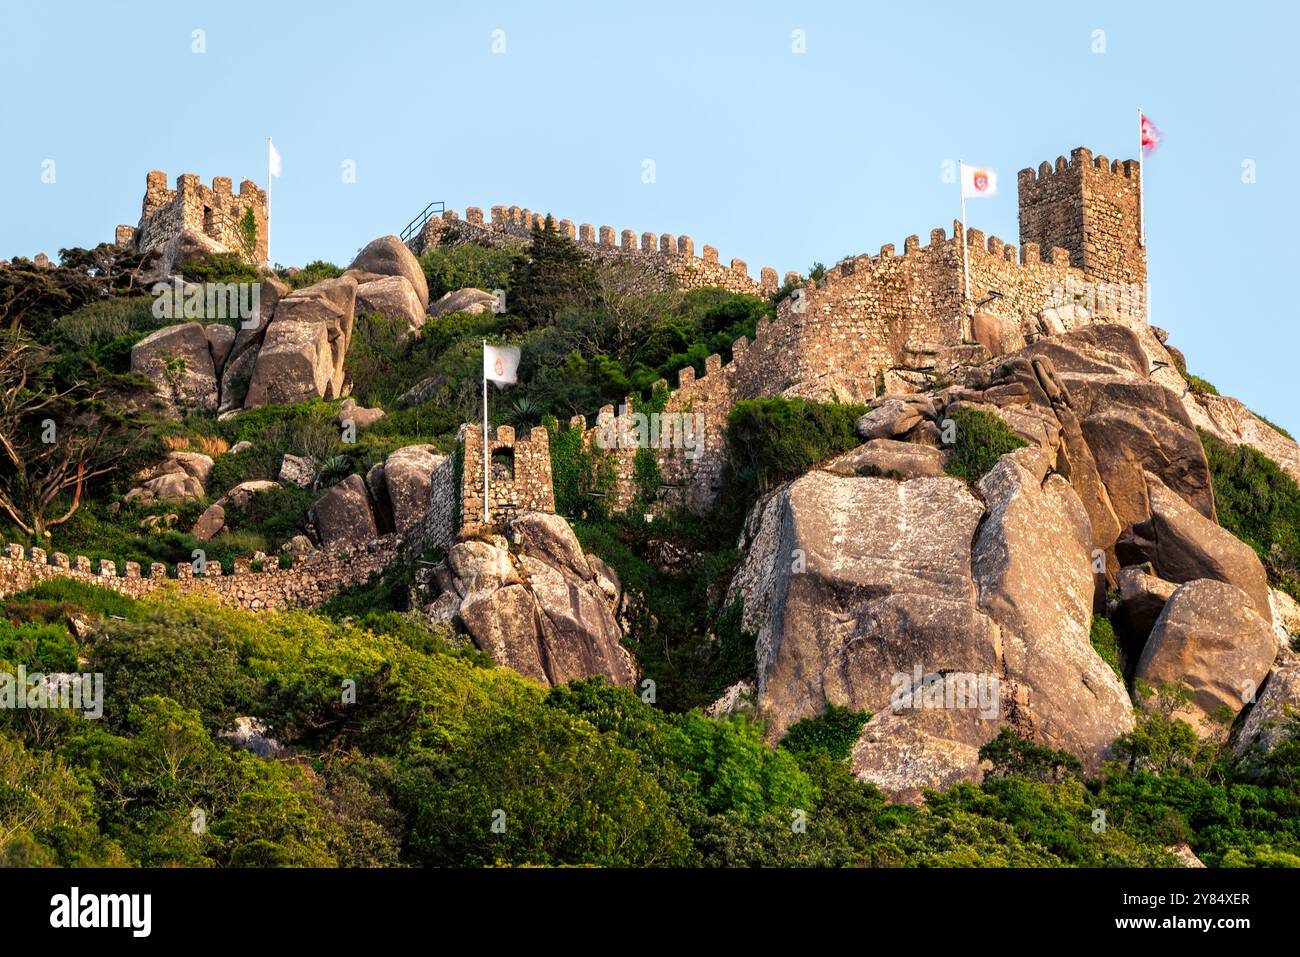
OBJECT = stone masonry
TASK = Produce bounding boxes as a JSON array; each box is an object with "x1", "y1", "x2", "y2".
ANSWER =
[
  {"x1": 409, "y1": 204, "x2": 779, "y2": 298},
  {"x1": 117, "y1": 171, "x2": 269, "y2": 267},
  {"x1": 460, "y1": 424, "x2": 556, "y2": 532}
]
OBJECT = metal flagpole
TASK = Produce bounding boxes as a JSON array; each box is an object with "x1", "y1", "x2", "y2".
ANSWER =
[
  {"x1": 482, "y1": 339, "x2": 490, "y2": 523},
  {"x1": 267, "y1": 138, "x2": 272, "y2": 268},
  {"x1": 959, "y1": 159, "x2": 972, "y2": 341},
  {"x1": 1137, "y1": 109, "x2": 1147, "y2": 249}
]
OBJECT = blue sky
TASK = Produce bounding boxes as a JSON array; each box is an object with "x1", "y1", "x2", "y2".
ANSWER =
[{"x1": 3, "y1": 1, "x2": 1297, "y2": 430}]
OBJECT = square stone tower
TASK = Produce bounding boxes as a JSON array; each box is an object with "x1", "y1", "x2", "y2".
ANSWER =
[
  {"x1": 1017, "y1": 146, "x2": 1146, "y2": 290},
  {"x1": 118, "y1": 171, "x2": 269, "y2": 267}
]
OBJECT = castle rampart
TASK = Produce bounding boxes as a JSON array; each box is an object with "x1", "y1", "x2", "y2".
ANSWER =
[
  {"x1": 409, "y1": 204, "x2": 778, "y2": 298},
  {"x1": 118, "y1": 171, "x2": 269, "y2": 267},
  {"x1": 461, "y1": 424, "x2": 556, "y2": 532}
]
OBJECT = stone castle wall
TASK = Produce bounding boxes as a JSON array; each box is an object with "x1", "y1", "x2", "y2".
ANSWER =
[
  {"x1": 461, "y1": 424, "x2": 556, "y2": 532},
  {"x1": 120, "y1": 171, "x2": 269, "y2": 267},
  {"x1": 0, "y1": 540, "x2": 397, "y2": 612},
  {"x1": 561, "y1": 146, "x2": 1148, "y2": 512},
  {"x1": 409, "y1": 204, "x2": 787, "y2": 298}
]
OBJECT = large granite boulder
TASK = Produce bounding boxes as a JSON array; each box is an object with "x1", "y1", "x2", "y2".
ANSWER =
[
  {"x1": 823, "y1": 439, "x2": 947, "y2": 479},
  {"x1": 428, "y1": 287, "x2": 498, "y2": 318},
  {"x1": 1120, "y1": 473, "x2": 1271, "y2": 619},
  {"x1": 130, "y1": 322, "x2": 219, "y2": 414},
  {"x1": 1136, "y1": 579, "x2": 1277, "y2": 735},
  {"x1": 356, "y1": 275, "x2": 426, "y2": 336},
  {"x1": 349, "y1": 236, "x2": 429, "y2": 311},
  {"x1": 369, "y1": 444, "x2": 443, "y2": 535},
  {"x1": 972, "y1": 453, "x2": 1134, "y2": 768},
  {"x1": 446, "y1": 516, "x2": 635, "y2": 688},
  {"x1": 124, "y1": 451, "x2": 215, "y2": 505},
  {"x1": 728, "y1": 470, "x2": 1000, "y2": 750},
  {"x1": 245, "y1": 276, "x2": 356, "y2": 407},
  {"x1": 855, "y1": 398, "x2": 927, "y2": 440},
  {"x1": 219, "y1": 274, "x2": 290, "y2": 412},
  {"x1": 310, "y1": 474, "x2": 378, "y2": 550}
]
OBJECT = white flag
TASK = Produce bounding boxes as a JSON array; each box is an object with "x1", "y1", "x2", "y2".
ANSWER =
[
  {"x1": 269, "y1": 139, "x2": 282, "y2": 177},
  {"x1": 484, "y1": 344, "x2": 520, "y2": 387},
  {"x1": 961, "y1": 164, "x2": 997, "y2": 198}
]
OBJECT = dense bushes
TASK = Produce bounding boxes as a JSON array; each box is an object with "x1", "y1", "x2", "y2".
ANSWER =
[
  {"x1": 942, "y1": 406, "x2": 1028, "y2": 482},
  {"x1": 1201, "y1": 429, "x2": 1300, "y2": 598},
  {"x1": 418, "y1": 244, "x2": 519, "y2": 301},
  {"x1": 781, "y1": 705, "x2": 873, "y2": 761},
  {"x1": 725, "y1": 397, "x2": 869, "y2": 493}
]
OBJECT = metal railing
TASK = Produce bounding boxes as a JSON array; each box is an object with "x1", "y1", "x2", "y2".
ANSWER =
[{"x1": 400, "y1": 201, "x2": 445, "y2": 243}]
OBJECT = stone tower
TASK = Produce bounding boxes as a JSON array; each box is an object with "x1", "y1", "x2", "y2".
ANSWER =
[
  {"x1": 117, "y1": 171, "x2": 269, "y2": 267},
  {"x1": 1017, "y1": 146, "x2": 1146, "y2": 290}
]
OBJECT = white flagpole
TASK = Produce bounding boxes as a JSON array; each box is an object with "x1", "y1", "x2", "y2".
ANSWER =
[
  {"x1": 1137, "y1": 109, "x2": 1147, "y2": 249},
  {"x1": 959, "y1": 159, "x2": 972, "y2": 341},
  {"x1": 482, "y1": 339, "x2": 490, "y2": 524},
  {"x1": 266, "y1": 137, "x2": 272, "y2": 268}
]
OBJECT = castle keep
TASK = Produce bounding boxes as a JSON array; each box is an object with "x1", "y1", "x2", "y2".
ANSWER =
[{"x1": 116, "y1": 171, "x2": 269, "y2": 266}]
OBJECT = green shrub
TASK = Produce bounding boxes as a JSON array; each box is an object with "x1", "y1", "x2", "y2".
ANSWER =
[
  {"x1": 418, "y1": 244, "x2": 519, "y2": 300},
  {"x1": 725, "y1": 397, "x2": 868, "y2": 493},
  {"x1": 283, "y1": 260, "x2": 343, "y2": 289},
  {"x1": 942, "y1": 406, "x2": 1027, "y2": 482},
  {"x1": 180, "y1": 253, "x2": 259, "y2": 284},
  {"x1": 1185, "y1": 373, "x2": 1219, "y2": 396},
  {"x1": 1201, "y1": 430, "x2": 1300, "y2": 597},
  {"x1": 1090, "y1": 615, "x2": 1123, "y2": 679},
  {"x1": 780, "y1": 705, "x2": 872, "y2": 761}
]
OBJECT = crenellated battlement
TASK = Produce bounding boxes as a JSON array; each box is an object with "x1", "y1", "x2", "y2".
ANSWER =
[
  {"x1": 0, "y1": 538, "x2": 396, "y2": 610},
  {"x1": 411, "y1": 204, "x2": 779, "y2": 298},
  {"x1": 122, "y1": 170, "x2": 269, "y2": 267}
]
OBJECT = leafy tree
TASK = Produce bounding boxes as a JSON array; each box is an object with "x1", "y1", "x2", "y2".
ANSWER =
[{"x1": 507, "y1": 216, "x2": 599, "y2": 329}]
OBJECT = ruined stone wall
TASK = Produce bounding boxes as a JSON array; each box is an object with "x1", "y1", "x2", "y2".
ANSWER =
[
  {"x1": 406, "y1": 453, "x2": 457, "y2": 555},
  {"x1": 0, "y1": 540, "x2": 397, "y2": 611},
  {"x1": 410, "y1": 204, "x2": 778, "y2": 298},
  {"x1": 461, "y1": 424, "x2": 556, "y2": 532},
  {"x1": 126, "y1": 171, "x2": 269, "y2": 267}
]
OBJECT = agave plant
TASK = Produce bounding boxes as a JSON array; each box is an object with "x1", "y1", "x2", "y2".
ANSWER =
[
  {"x1": 507, "y1": 396, "x2": 545, "y2": 430},
  {"x1": 314, "y1": 454, "x2": 353, "y2": 489}
]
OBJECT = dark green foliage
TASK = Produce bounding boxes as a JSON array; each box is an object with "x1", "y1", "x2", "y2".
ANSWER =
[
  {"x1": 1185, "y1": 372, "x2": 1219, "y2": 396},
  {"x1": 780, "y1": 705, "x2": 872, "y2": 761},
  {"x1": 1090, "y1": 614, "x2": 1123, "y2": 679},
  {"x1": 507, "y1": 216, "x2": 599, "y2": 329},
  {"x1": 1201, "y1": 429, "x2": 1300, "y2": 599},
  {"x1": 283, "y1": 260, "x2": 343, "y2": 289},
  {"x1": 181, "y1": 252, "x2": 259, "y2": 284},
  {"x1": 418, "y1": 244, "x2": 519, "y2": 300},
  {"x1": 942, "y1": 406, "x2": 1028, "y2": 482},
  {"x1": 979, "y1": 727, "x2": 1082, "y2": 783},
  {"x1": 725, "y1": 397, "x2": 868, "y2": 494}
]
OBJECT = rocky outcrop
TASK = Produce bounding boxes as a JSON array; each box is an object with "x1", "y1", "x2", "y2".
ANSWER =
[
  {"x1": 1234, "y1": 665, "x2": 1300, "y2": 770},
  {"x1": 824, "y1": 439, "x2": 947, "y2": 479},
  {"x1": 278, "y1": 454, "x2": 317, "y2": 489},
  {"x1": 335, "y1": 397, "x2": 384, "y2": 430},
  {"x1": 1119, "y1": 473, "x2": 1271, "y2": 619},
  {"x1": 218, "y1": 274, "x2": 290, "y2": 412},
  {"x1": 428, "y1": 287, "x2": 498, "y2": 318},
  {"x1": 245, "y1": 276, "x2": 357, "y2": 407},
  {"x1": 972, "y1": 452, "x2": 1134, "y2": 768},
  {"x1": 1136, "y1": 579, "x2": 1276, "y2": 735},
  {"x1": 356, "y1": 275, "x2": 426, "y2": 336},
  {"x1": 439, "y1": 513, "x2": 635, "y2": 687},
  {"x1": 130, "y1": 322, "x2": 220, "y2": 414},
  {"x1": 124, "y1": 451, "x2": 215, "y2": 505},
  {"x1": 311, "y1": 474, "x2": 378, "y2": 550},
  {"x1": 349, "y1": 236, "x2": 429, "y2": 312}
]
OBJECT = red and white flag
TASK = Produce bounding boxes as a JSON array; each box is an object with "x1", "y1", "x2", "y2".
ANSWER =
[
  {"x1": 961, "y1": 164, "x2": 997, "y2": 199},
  {"x1": 1140, "y1": 114, "x2": 1162, "y2": 156},
  {"x1": 483, "y1": 344, "x2": 520, "y2": 387}
]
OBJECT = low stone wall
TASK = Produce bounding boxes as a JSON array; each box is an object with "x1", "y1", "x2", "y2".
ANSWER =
[{"x1": 0, "y1": 539, "x2": 400, "y2": 611}]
